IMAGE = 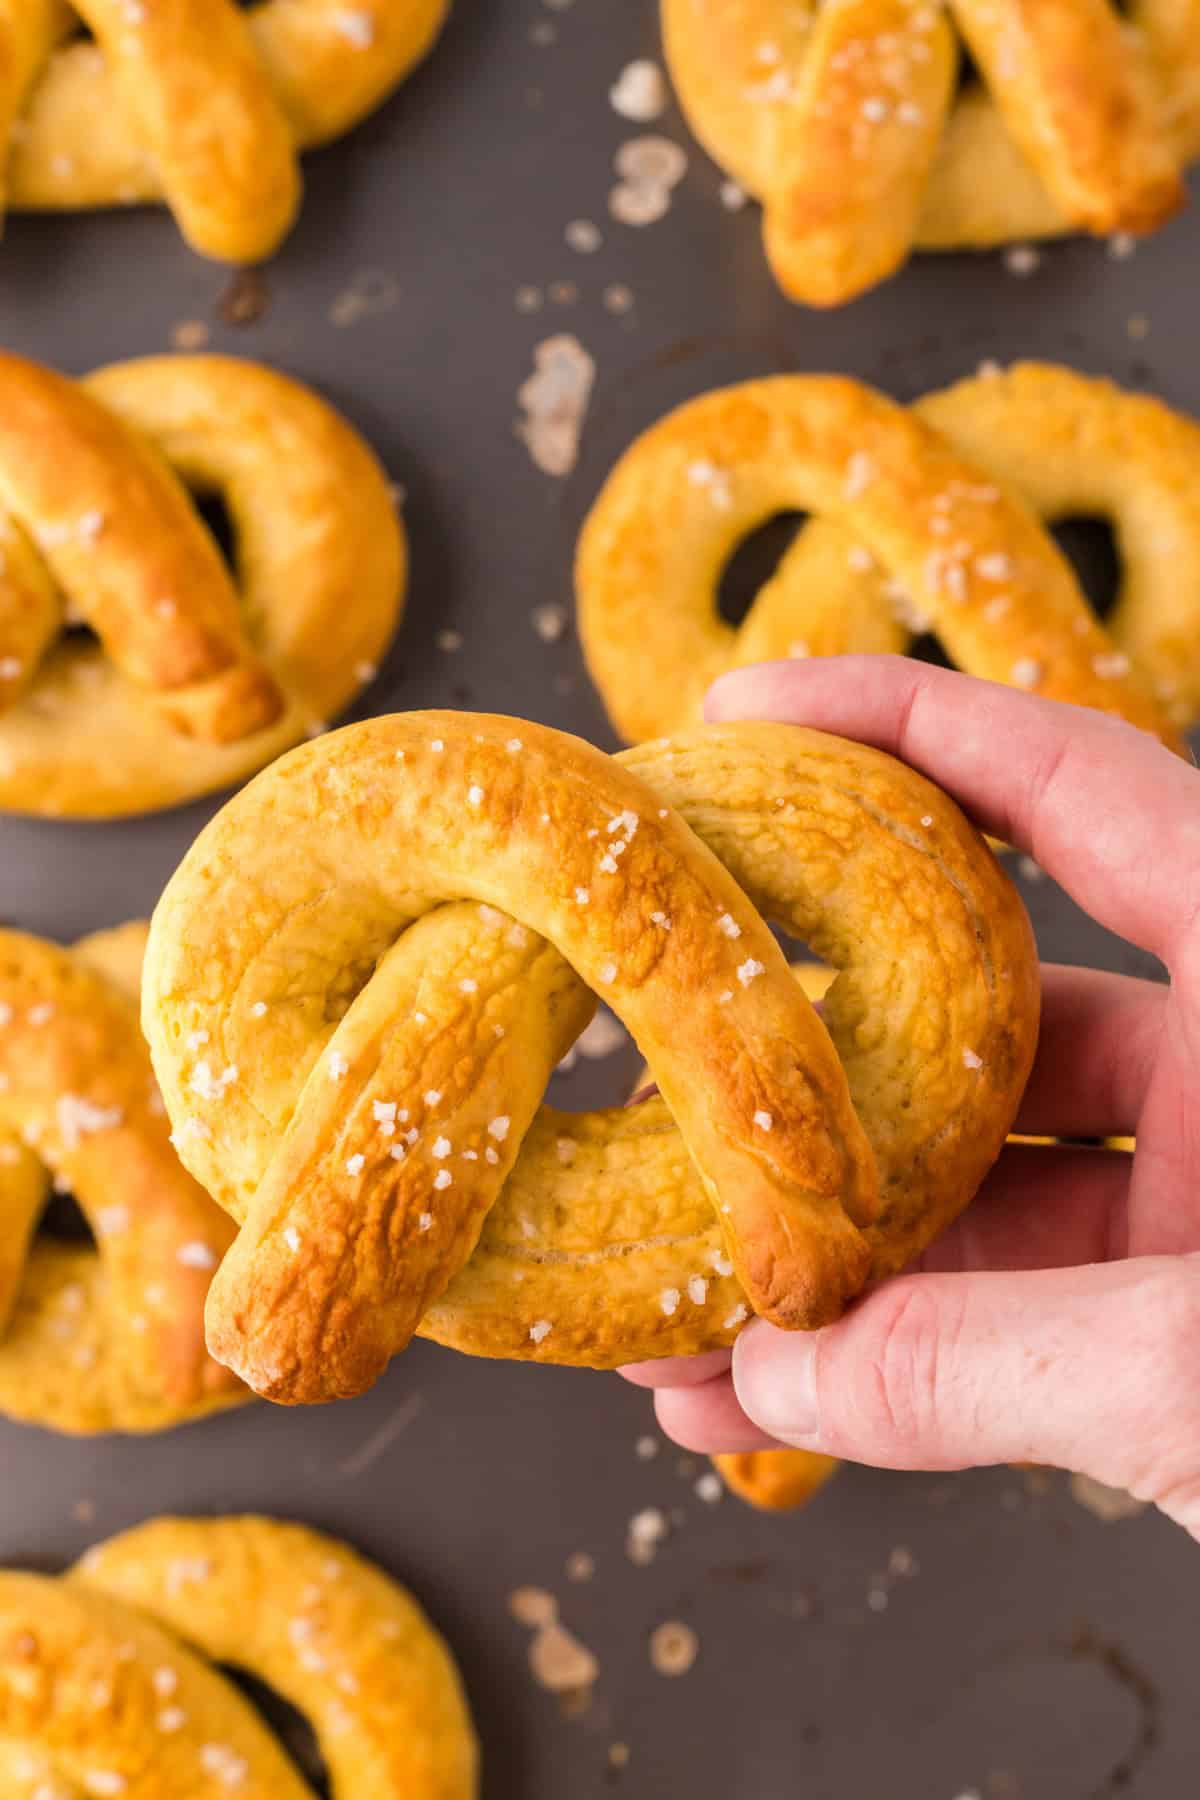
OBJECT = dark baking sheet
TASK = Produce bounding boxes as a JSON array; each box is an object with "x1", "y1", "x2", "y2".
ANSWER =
[{"x1": 0, "y1": 4, "x2": 1196, "y2": 1795}]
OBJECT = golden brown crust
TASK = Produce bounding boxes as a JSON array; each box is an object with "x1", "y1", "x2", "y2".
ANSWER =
[
  {"x1": 0, "y1": 1571, "x2": 310, "y2": 1796},
  {"x1": 915, "y1": 363, "x2": 1200, "y2": 734},
  {"x1": 74, "y1": 1516, "x2": 480, "y2": 1798},
  {"x1": 0, "y1": 0, "x2": 450, "y2": 262},
  {"x1": 662, "y1": 0, "x2": 1196, "y2": 304},
  {"x1": 0, "y1": 921, "x2": 246, "y2": 1434},
  {"x1": 714, "y1": 1447, "x2": 839, "y2": 1511},
  {"x1": 575, "y1": 370, "x2": 1184, "y2": 747},
  {"x1": 142, "y1": 712, "x2": 1039, "y2": 1401},
  {"x1": 0, "y1": 1515, "x2": 477, "y2": 1797},
  {"x1": 0, "y1": 352, "x2": 404, "y2": 818}
]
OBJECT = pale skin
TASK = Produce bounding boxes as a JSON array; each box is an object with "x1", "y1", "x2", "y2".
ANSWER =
[{"x1": 623, "y1": 655, "x2": 1200, "y2": 1539}]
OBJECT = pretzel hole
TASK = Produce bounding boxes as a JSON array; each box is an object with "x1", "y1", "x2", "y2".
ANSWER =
[
  {"x1": 1049, "y1": 517, "x2": 1121, "y2": 623},
  {"x1": 952, "y1": 43, "x2": 982, "y2": 100},
  {"x1": 191, "y1": 490, "x2": 239, "y2": 580},
  {"x1": 221, "y1": 1666, "x2": 330, "y2": 1797},
  {"x1": 906, "y1": 630, "x2": 956, "y2": 672},
  {"x1": 37, "y1": 1187, "x2": 95, "y2": 1247},
  {"x1": 716, "y1": 512, "x2": 805, "y2": 627}
]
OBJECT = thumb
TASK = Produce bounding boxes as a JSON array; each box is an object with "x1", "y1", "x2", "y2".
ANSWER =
[{"x1": 731, "y1": 1257, "x2": 1200, "y2": 1524}]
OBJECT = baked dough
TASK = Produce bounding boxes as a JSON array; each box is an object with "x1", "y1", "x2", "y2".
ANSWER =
[
  {"x1": 142, "y1": 712, "x2": 1039, "y2": 1403},
  {"x1": 576, "y1": 367, "x2": 1185, "y2": 745},
  {"x1": 663, "y1": 0, "x2": 1199, "y2": 305},
  {"x1": 715, "y1": 1447, "x2": 839, "y2": 1511},
  {"x1": 0, "y1": 0, "x2": 450, "y2": 262},
  {"x1": 0, "y1": 921, "x2": 245, "y2": 1434},
  {"x1": 0, "y1": 351, "x2": 404, "y2": 818},
  {"x1": 0, "y1": 1515, "x2": 478, "y2": 1797}
]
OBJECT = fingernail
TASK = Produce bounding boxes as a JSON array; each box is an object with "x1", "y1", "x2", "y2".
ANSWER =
[
  {"x1": 702, "y1": 670, "x2": 744, "y2": 721},
  {"x1": 733, "y1": 1320, "x2": 820, "y2": 1443}
]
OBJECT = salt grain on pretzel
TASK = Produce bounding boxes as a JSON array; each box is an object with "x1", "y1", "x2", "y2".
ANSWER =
[
  {"x1": 0, "y1": 923, "x2": 243, "y2": 1434},
  {"x1": 576, "y1": 371, "x2": 1182, "y2": 746},
  {"x1": 662, "y1": 0, "x2": 1198, "y2": 305},
  {"x1": 0, "y1": 352, "x2": 404, "y2": 818},
  {"x1": 143, "y1": 711, "x2": 1039, "y2": 1404},
  {"x1": 0, "y1": 0, "x2": 449, "y2": 262}
]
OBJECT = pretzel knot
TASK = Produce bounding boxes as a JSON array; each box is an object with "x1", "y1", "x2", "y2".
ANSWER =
[
  {"x1": 143, "y1": 712, "x2": 1039, "y2": 1404},
  {"x1": 663, "y1": 0, "x2": 1198, "y2": 305},
  {"x1": 0, "y1": 0, "x2": 449, "y2": 261},
  {"x1": 0, "y1": 923, "x2": 246, "y2": 1433},
  {"x1": 577, "y1": 365, "x2": 1194, "y2": 748},
  {"x1": 0, "y1": 351, "x2": 404, "y2": 818},
  {"x1": 0, "y1": 1516, "x2": 478, "y2": 1797}
]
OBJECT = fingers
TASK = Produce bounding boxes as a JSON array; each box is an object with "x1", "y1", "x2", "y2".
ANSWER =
[
  {"x1": 655, "y1": 1371, "x2": 777, "y2": 1453},
  {"x1": 1014, "y1": 964, "x2": 1165, "y2": 1139},
  {"x1": 620, "y1": 1349, "x2": 731, "y2": 1390},
  {"x1": 721, "y1": 1258, "x2": 1200, "y2": 1528},
  {"x1": 705, "y1": 656, "x2": 1200, "y2": 967},
  {"x1": 914, "y1": 1142, "x2": 1133, "y2": 1273}
]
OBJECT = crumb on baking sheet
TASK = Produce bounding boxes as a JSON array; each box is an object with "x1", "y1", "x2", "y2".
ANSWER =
[
  {"x1": 330, "y1": 269, "x2": 400, "y2": 327},
  {"x1": 516, "y1": 336, "x2": 595, "y2": 476},
  {"x1": 531, "y1": 602, "x2": 568, "y2": 642},
  {"x1": 649, "y1": 1620, "x2": 698, "y2": 1676},
  {"x1": 610, "y1": 136, "x2": 688, "y2": 226},
  {"x1": 170, "y1": 318, "x2": 210, "y2": 351},
  {"x1": 218, "y1": 269, "x2": 270, "y2": 326},
  {"x1": 610, "y1": 60, "x2": 667, "y2": 122}
]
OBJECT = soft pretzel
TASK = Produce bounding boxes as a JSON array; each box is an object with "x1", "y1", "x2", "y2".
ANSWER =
[
  {"x1": 0, "y1": 920, "x2": 246, "y2": 1434},
  {"x1": 0, "y1": 1515, "x2": 478, "y2": 1797},
  {"x1": 0, "y1": 0, "x2": 449, "y2": 262},
  {"x1": 663, "y1": 0, "x2": 1198, "y2": 305},
  {"x1": 714, "y1": 1447, "x2": 839, "y2": 1511},
  {"x1": 142, "y1": 710, "x2": 1039, "y2": 1403},
  {"x1": 575, "y1": 370, "x2": 1184, "y2": 747},
  {"x1": 0, "y1": 351, "x2": 403, "y2": 818}
]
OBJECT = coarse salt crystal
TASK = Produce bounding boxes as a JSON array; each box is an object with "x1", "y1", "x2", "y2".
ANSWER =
[{"x1": 176, "y1": 1242, "x2": 218, "y2": 1271}]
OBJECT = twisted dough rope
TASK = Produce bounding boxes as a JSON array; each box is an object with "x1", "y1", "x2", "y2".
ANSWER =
[
  {"x1": 636, "y1": 961, "x2": 847, "y2": 1516},
  {"x1": 0, "y1": 922, "x2": 245, "y2": 1434},
  {"x1": 0, "y1": 0, "x2": 449, "y2": 262},
  {"x1": 143, "y1": 711, "x2": 1039, "y2": 1403},
  {"x1": 0, "y1": 1516, "x2": 478, "y2": 1797},
  {"x1": 576, "y1": 366, "x2": 1190, "y2": 748},
  {"x1": 0, "y1": 351, "x2": 403, "y2": 818},
  {"x1": 663, "y1": 0, "x2": 1199, "y2": 305}
]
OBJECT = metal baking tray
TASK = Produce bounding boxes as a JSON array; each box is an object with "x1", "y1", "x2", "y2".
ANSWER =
[{"x1": 0, "y1": 4, "x2": 1194, "y2": 1794}]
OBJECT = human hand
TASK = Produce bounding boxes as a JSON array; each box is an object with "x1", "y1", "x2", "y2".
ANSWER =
[{"x1": 624, "y1": 656, "x2": 1200, "y2": 1537}]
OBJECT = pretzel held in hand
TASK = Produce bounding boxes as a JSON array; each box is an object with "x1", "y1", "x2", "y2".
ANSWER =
[
  {"x1": 0, "y1": 922, "x2": 244, "y2": 1434},
  {"x1": 143, "y1": 712, "x2": 1039, "y2": 1404},
  {"x1": 576, "y1": 369, "x2": 1186, "y2": 746},
  {"x1": 662, "y1": 0, "x2": 1198, "y2": 305},
  {"x1": 0, "y1": 352, "x2": 403, "y2": 818},
  {"x1": 0, "y1": 0, "x2": 449, "y2": 262}
]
